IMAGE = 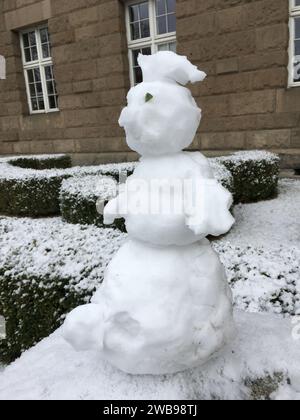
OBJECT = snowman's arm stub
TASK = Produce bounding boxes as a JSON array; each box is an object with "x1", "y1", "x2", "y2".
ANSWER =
[
  {"x1": 184, "y1": 151, "x2": 214, "y2": 179},
  {"x1": 104, "y1": 192, "x2": 128, "y2": 225},
  {"x1": 184, "y1": 179, "x2": 235, "y2": 237}
]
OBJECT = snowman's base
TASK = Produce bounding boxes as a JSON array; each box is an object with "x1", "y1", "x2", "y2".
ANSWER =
[
  {"x1": 64, "y1": 239, "x2": 234, "y2": 375},
  {"x1": 1, "y1": 311, "x2": 299, "y2": 400}
]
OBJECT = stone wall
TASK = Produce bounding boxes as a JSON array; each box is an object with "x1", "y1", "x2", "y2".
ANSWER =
[
  {"x1": 0, "y1": 0, "x2": 299, "y2": 167},
  {"x1": 177, "y1": 0, "x2": 300, "y2": 168},
  {"x1": 0, "y1": 0, "x2": 134, "y2": 165}
]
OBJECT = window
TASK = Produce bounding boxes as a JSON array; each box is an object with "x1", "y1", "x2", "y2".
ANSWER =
[
  {"x1": 20, "y1": 26, "x2": 59, "y2": 114},
  {"x1": 125, "y1": 0, "x2": 176, "y2": 85},
  {"x1": 289, "y1": 0, "x2": 300, "y2": 86}
]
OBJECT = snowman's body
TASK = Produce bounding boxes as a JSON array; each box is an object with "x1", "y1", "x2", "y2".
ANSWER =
[{"x1": 63, "y1": 52, "x2": 235, "y2": 375}]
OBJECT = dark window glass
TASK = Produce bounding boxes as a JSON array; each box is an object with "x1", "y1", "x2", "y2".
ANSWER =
[
  {"x1": 157, "y1": 16, "x2": 167, "y2": 34},
  {"x1": 47, "y1": 81, "x2": 54, "y2": 95},
  {"x1": 31, "y1": 98, "x2": 38, "y2": 111},
  {"x1": 167, "y1": 13, "x2": 176, "y2": 32},
  {"x1": 296, "y1": 0, "x2": 300, "y2": 6},
  {"x1": 27, "y1": 69, "x2": 34, "y2": 83},
  {"x1": 42, "y1": 43, "x2": 50, "y2": 59},
  {"x1": 156, "y1": 0, "x2": 166, "y2": 16},
  {"x1": 140, "y1": 20, "x2": 150, "y2": 38},
  {"x1": 132, "y1": 47, "x2": 151, "y2": 84},
  {"x1": 40, "y1": 28, "x2": 48, "y2": 43},
  {"x1": 29, "y1": 83, "x2": 36, "y2": 96},
  {"x1": 49, "y1": 95, "x2": 57, "y2": 109},
  {"x1": 166, "y1": 0, "x2": 175, "y2": 13},
  {"x1": 31, "y1": 46, "x2": 38, "y2": 61},
  {"x1": 139, "y1": 2, "x2": 149, "y2": 20},
  {"x1": 23, "y1": 33, "x2": 29, "y2": 48},
  {"x1": 131, "y1": 22, "x2": 140, "y2": 40},
  {"x1": 38, "y1": 97, "x2": 45, "y2": 110},
  {"x1": 24, "y1": 48, "x2": 31, "y2": 62},
  {"x1": 34, "y1": 68, "x2": 41, "y2": 81},
  {"x1": 129, "y1": 5, "x2": 139, "y2": 22},
  {"x1": 29, "y1": 31, "x2": 36, "y2": 46},
  {"x1": 295, "y1": 17, "x2": 300, "y2": 39},
  {"x1": 36, "y1": 82, "x2": 43, "y2": 95}
]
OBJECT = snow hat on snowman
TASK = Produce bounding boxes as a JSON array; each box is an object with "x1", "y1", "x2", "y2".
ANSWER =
[{"x1": 119, "y1": 51, "x2": 207, "y2": 156}]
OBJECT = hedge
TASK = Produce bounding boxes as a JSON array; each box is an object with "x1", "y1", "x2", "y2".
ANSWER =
[
  {"x1": 8, "y1": 154, "x2": 72, "y2": 170},
  {"x1": 58, "y1": 160, "x2": 233, "y2": 230},
  {"x1": 213, "y1": 151, "x2": 280, "y2": 204},
  {"x1": 0, "y1": 155, "x2": 136, "y2": 217},
  {"x1": 0, "y1": 217, "x2": 126, "y2": 364},
  {"x1": 60, "y1": 175, "x2": 127, "y2": 232},
  {"x1": 0, "y1": 151, "x2": 280, "y2": 218}
]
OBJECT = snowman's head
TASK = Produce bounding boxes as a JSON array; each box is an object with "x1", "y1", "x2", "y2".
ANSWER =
[{"x1": 119, "y1": 52, "x2": 206, "y2": 156}]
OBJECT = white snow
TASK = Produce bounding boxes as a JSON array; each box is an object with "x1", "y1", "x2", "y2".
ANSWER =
[
  {"x1": 60, "y1": 175, "x2": 119, "y2": 201},
  {"x1": 214, "y1": 179, "x2": 300, "y2": 317},
  {"x1": 0, "y1": 311, "x2": 299, "y2": 400},
  {"x1": 0, "y1": 217, "x2": 126, "y2": 296},
  {"x1": 0, "y1": 179, "x2": 299, "y2": 398},
  {"x1": 0, "y1": 157, "x2": 137, "y2": 181},
  {"x1": 65, "y1": 52, "x2": 234, "y2": 374}
]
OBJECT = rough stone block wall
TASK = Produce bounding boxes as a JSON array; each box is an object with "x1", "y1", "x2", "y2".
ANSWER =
[
  {"x1": 0, "y1": 0, "x2": 300, "y2": 167},
  {"x1": 0, "y1": 0, "x2": 134, "y2": 165},
  {"x1": 177, "y1": 0, "x2": 300, "y2": 168}
]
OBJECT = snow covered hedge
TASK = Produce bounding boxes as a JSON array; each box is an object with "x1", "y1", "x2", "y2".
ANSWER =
[
  {"x1": 0, "y1": 217, "x2": 126, "y2": 364},
  {"x1": 60, "y1": 176, "x2": 126, "y2": 232},
  {"x1": 214, "y1": 151, "x2": 280, "y2": 204},
  {"x1": 59, "y1": 162, "x2": 233, "y2": 230},
  {"x1": 0, "y1": 155, "x2": 136, "y2": 217},
  {"x1": 0, "y1": 151, "x2": 279, "y2": 218}
]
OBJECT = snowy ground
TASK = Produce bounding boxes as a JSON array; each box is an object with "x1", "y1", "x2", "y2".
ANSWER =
[
  {"x1": 0, "y1": 179, "x2": 299, "y2": 399},
  {"x1": 0, "y1": 311, "x2": 299, "y2": 400}
]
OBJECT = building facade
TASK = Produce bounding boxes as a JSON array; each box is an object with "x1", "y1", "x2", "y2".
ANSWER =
[{"x1": 0, "y1": 0, "x2": 299, "y2": 167}]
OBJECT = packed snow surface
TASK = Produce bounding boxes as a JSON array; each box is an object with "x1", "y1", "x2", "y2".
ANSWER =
[
  {"x1": 0, "y1": 179, "x2": 299, "y2": 398},
  {"x1": 0, "y1": 311, "x2": 299, "y2": 400}
]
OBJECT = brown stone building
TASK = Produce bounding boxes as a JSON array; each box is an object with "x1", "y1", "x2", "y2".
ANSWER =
[{"x1": 0, "y1": 0, "x2": 300, "y2": 167}]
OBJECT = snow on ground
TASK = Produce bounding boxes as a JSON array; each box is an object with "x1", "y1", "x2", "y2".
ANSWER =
[
  {"x1": 0, "y1": 179, "x2": 299, "y2": 399},
  {"x1": 0, "y1": 311, "x2": 299, "y2": 400},
  {"x1": 214, "y1": 179, "x2": 300, "y2": 317},
  {"x1": 0, "y1": 217, "x2": 126, "y2": 296}
]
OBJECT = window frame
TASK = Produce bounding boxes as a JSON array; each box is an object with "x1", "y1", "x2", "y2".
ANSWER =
[
  {"x1": 125, "y1": 0, "x2": 176, "y2": 86},
  {"x1": 289, "y1": 0, "x2": 300, "y2": 87},
  {"x1": 19, "y1": 25, "x2": 59, "y2": 114}
]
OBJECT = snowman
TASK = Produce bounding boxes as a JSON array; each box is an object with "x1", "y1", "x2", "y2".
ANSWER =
[{"x1": 63, "y1": 52, "x2": 235, "y2": 375}]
